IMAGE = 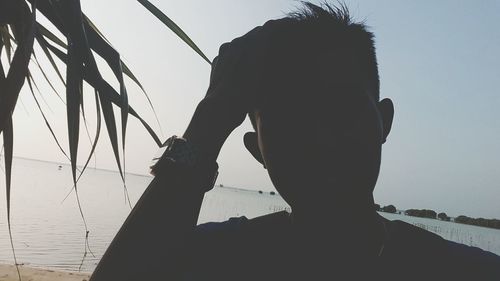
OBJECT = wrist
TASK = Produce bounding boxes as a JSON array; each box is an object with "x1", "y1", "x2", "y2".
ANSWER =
[
  {"x1": 183, "y1": 100, "x2": 233, "y2": 162},
  {"x1": 182, "y1": 131, "x2": 225, "y2": 163}
]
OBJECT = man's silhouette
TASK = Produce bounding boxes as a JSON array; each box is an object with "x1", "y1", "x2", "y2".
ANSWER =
[{"x1": 90, "y1": 3, "x2": 500, "y2": 281}]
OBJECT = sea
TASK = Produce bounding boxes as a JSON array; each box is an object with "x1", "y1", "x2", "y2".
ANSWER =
[{"x1": 0, "y1": 157, "x2": 499, "y2": 273}]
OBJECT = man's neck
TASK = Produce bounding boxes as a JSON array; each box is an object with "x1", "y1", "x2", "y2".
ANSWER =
[{"x1": 290, "y1": 204, "x2": 386, "y2": 258}]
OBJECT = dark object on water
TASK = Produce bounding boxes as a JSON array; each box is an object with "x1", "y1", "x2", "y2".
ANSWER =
[
  {"x1": 58, "y1": 165, "x2": 62, "y2": 170},
  {"x1": 270, "y1": 191, "x2": 276, "y2": 195},
  {"x1": 258, "y1": 190, "x2": 263, "y2": 194}
]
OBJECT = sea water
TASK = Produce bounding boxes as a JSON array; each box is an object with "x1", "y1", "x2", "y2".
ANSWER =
[{"x1": 0, "y1": 157, "x2": 499, "y2": 272}]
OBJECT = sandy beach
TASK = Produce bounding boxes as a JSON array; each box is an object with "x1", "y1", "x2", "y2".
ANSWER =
[{"x1": 0, "y1": 264, "x2": 90, "y2": 281}]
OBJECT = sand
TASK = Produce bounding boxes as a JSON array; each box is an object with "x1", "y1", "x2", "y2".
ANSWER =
[{"x1": 0, "y1": 264, "x2": 90, "y2": 281}]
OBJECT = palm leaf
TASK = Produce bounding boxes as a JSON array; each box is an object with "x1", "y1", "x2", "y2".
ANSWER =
[
  {"x1": 1, "y1": 0, "x2": 211, "y2": 274},
  {"x1": 0, "y1": 2, "x2": 35, "y2": 134},
  {"x1": 82, "y1": 19, "x2": 129, "y2": 180},
  {"x1": 0, "y1": 27, "x2": 5, "y2": 79},
  {"x1": 78, "y1": 89, "x2": 101, "y2": 187},
  {"x1": 121, "y1": 61, "x2": 164, "y2": 136},
  {"x1": 26, "y1": 74, "x2": 69, "y2": 159},
  {"x1": 0, "y1": 25, "x2": 13, "y2": 62},
  {"x1": 32, "y1": 0, "x2": 157, "y2": 178},
  {"x1": 31, "y1": 50, "x2": 65, "y2": 103},
  {"x1": 57, "y1": 0, "x2": 84, "y2": 187},
  {"x1": 37, "y1": 22, "x2": 67, "y2": 49},
  {"x1": 35, "y1": 32, "x2": 66, "y2": 86},
  {"x1": 0, "y1": 2, "x2": 36, "y2": 279},
  {"x1": 2, "y1": 118, "x2": 20, "y2": 281},
  {"x1": 40, "y1": 35, "x2": 162, "y2": 145},
  {"x1": 137, "y1": 0, "x2": 211, "y2": 65}
]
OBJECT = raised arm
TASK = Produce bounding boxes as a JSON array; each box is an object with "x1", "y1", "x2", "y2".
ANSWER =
[{"x1": 89, "y1": 24, "x2": 273, "y2": 280}]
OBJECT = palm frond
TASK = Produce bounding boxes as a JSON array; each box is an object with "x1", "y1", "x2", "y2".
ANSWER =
[
  {"x1": 1, "y1": 0, "x2": 211, "y2": 276},
  {"x1": 0, "y1": 1, "x2": 36, "y2": 278},
  {"x1": 137, "y1": 0, "x2": 211, "y2": 65}
]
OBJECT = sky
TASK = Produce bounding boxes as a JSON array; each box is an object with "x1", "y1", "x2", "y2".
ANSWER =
[{"x1": 4, "y1": 0, "x2": 500, "y2": 218}]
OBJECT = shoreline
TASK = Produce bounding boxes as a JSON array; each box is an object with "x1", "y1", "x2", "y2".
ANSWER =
[{"x1": 0, "y1": 264, "x2": 90, "y2": 281}]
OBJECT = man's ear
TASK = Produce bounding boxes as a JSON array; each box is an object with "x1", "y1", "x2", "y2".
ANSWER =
[
  {"x1": 378, "y1": 98, "x2": 394, "y2": 143},
  {"x1": 244, "y1": 132, "x2": 265, "y2": 167}
]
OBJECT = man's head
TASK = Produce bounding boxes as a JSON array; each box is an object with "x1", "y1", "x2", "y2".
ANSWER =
[{"x1": 242, "y1": 2, "x2": 394, "y2": 213}]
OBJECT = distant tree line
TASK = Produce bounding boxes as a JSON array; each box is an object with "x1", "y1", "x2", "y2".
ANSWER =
[
  {"x1": 437, "y1": 212, "x2": 450, "y2": 221},
  {"x1": 374, "y1": 204, "x2": 500, "y2": 230},
  {"x1": 405, "y1": 209, "x2": 438, "y2": 220},
  {"x1": 454, "y1": 216, "x2": 500, "y2": 230},
  {"x1": 374, "y1": 204, "x2": 397, "y2": 214}
]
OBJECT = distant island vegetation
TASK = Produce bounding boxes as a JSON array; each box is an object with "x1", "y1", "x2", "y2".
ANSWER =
[
  {"x1": 220, "y1": 185, "x2": 500, "y2": 230},
  {"x1": 374, "y1": 204, "x2": 500, "y2": 230}
]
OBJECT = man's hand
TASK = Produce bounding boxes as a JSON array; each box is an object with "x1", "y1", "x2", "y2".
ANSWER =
[
  {"x1": 183, "y1": 19, "x2": 292, "y2": 161},
  {"x1": 182, "y1": 44, "x2": 250, "y2": 162}
]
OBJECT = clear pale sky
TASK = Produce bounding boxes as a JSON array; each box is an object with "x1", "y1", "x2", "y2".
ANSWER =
[{"x1": 7, "y1": 0, "x2": 500, "y2": 218}]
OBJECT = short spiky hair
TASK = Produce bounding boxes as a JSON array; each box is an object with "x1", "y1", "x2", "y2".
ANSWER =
[{"x1": 287, "y1": 2, "x2": 380, "y2": 100}]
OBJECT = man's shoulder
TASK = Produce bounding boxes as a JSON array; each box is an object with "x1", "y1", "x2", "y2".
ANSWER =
[
  {"x1": 383, "y1": 219, "x2": 449, "y2": 259},
  {"x1": 383, "y1": 219, "x2": 500, "y2": 279},
  {"x1": 385, "y1": 219, "x2": 500, "y2": 259},
  {"x1": 183, "y1": 212, "x2": 292, "y2": 280},
  {"x1": 194, "y1": 211, "x2": 291, "y2": 240},
  {"x1": 190, "y1": 211, "x2": 291, "y2": 251}
]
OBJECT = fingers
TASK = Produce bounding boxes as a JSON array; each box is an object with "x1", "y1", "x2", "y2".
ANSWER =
[
  {"x1": 262, "y1": 18, "x2": 294, "y2": 29},
  {"x1": 208, "y1": 43, "x2": 243, "y2": 94},
  {"x1": 211, "y1": 55, "x2": 219, "y2": 65},
  {"x1": 237, "y1": 26, "x2": 263, "y2": 44},
  {"x1": 217, "y1": 18, "x2": 293, "y2": 58},
  {"x1": 208, "y1": 18, "x2": 295, "y2": 101},
  {"x1": 218, "y1": 42, "x2": 231, "y2": 55},
  {"x1": 210, "y1": 55, "x2": 218, "y2": 72}
]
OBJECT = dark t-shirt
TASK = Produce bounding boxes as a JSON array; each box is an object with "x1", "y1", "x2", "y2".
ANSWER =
[{"x1": 182, "y1": 211, "x2": 500, "y2": 280}]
